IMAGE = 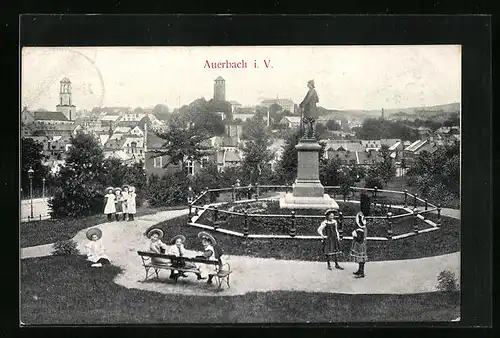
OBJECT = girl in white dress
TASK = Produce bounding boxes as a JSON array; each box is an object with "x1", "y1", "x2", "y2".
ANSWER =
[
  {"x1": 196, "y1": 231, "x2": 221, "y2": 284},
  {"x1": 103, "y1": 187, "x2": 116, "y2": 222},
  {"x1": 127, "y1": 186, "x2": 137, "y2": 221},
  {"x1": 121, "y1": 185, "x2": 129, "y2": 221},
  {"x1": 85, "y1": 228, "x2": 110, "y2": 268},
  {"x1": 147, "y1": 228, "x2": 170, "y2": 265}
]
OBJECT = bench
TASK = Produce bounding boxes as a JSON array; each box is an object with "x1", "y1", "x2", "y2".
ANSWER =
[{"x1": 137, "y1": 251, "x2": 232, "y2": 290}]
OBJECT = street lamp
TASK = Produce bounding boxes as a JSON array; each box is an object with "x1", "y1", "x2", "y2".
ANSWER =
[
  {"x1": 42, "y1": 178, "x2": 46, "y2": 200},
  {"x1": 27, "y1": 167, "x2": 34, "y2": 219}
]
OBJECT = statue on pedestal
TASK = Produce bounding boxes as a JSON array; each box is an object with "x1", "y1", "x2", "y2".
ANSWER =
[{"x1": 299, "y1": 79, "x2": 320, "y2": 139}]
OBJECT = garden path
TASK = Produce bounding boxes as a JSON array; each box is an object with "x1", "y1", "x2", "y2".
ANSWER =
[{"x1": 21, "y1": 204, "x2": 461, "y2": 297}]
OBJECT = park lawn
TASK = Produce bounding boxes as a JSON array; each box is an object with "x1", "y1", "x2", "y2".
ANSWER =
[
  {"x1": 148, "y1": 214, "x2": 459, "y2": 262},
  {"x1": 20, "y1": 255, "x2": 460, "y2": 324},
  {"x1": 20, "y1": 205, "x2": 187, "y2": 248}
]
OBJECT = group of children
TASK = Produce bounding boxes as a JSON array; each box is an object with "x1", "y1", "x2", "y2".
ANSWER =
[
  {"x1": 104, "y1": 185, "x2": 137, "y2": 222},
  {"x1": 83, "y1": 224, "x2": 224, "y2": 286},
  {"x1": 317, "y1": 210, "x2": 368, "y2": 278},
  {"x1": 147, "y1": 228, "x2": 224, "y2": 285}
]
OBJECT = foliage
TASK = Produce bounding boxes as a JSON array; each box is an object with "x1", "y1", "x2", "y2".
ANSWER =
[
  {"x1": 326, "y1": 119, "x2": 341, "y2": 131},
  {"x1": 364, "y1": 166, "x2": 384, "y2": 189},
  {"x1": 49, "y1": 132, "x2": 107, "y2": 218},
  {"x1": 406, "y1": 141, "x2": 459, "y2": 206},
  {"x1": 319, "y1": 157, "x2": 341, "y2": 186},
  {"x1": 356, "y1": 118, "x2": 420, "y2": 141},
  {"x1": 274, "y1": 130, "x2": 301, "y2": 184},
  {"x1": 377, "y1": 145, "x2": 396, "y2": 183},
  {"x1": 192, "y1": 162, "x2": 222, "y2": 202},
  {"x1": 152, "y1": 124, "x2": 212, "y2": 168},
  {"x1": 152, "y1": 104, "x2": 170, "y2": 120},
  {"x1": 52, "y1": 239, "x2": 80, "y2": 256},
  {"x1": 240, "y1": 115, "x2": 274, "y2": 184},
  {"x1": 145, "y1": 172, "x2": 190, "y2": 207},
  {"x1": 101, "y1": 159, "x2": 147, "y2": 206},
  {"x1": 436, "y1": 270, "x2": 459, "y2": 292},
  {"x1": 21, "y1": 137, "x2": 50, "y2": 193}
]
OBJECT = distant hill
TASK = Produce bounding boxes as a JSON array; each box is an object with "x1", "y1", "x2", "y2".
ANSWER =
[{"x1": 318, "y1": 102, "x2": 460, "y2": 122}]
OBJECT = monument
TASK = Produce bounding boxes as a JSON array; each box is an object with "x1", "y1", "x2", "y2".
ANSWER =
[{"x1": 280, "y1": 80, "x2": 339, "y2": 210}]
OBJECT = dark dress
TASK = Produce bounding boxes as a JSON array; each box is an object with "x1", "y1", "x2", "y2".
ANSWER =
[
  {"x1": 115, "y1": 196, "x2": 123, "y2": 214},
  {"x1": 320, "y1": 220, "x2": 342, "y2": 257},
  {"x1": 350, "y1": 227, "x2": 368, "y2": 263}
]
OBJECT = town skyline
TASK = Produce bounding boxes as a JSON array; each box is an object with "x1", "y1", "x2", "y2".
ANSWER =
[{"x1": 22, "y1": 46, "x2": 461, "y2": 112}]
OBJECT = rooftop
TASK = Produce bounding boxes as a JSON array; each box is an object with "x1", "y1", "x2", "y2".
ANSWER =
[{"x1": 34, "y1": 111, "x2": 69, "y2": 121}]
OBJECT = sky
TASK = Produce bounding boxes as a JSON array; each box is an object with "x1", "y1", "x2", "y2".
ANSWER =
[{"x1": 21, "y1": 45, "x2": 461, "y2": 111}]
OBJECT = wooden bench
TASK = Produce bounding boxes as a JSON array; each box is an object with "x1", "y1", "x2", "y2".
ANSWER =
[{"x1": 137, "y1": 251, "x2": 232, "y2": 290}]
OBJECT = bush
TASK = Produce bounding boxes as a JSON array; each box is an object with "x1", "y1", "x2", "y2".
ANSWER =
[
  {"x1": 436, "y1": 270, "x2": 459, "y2": 292},
  {"x1": 52, "y1": 239, "x2": 80, "y2": 256}
]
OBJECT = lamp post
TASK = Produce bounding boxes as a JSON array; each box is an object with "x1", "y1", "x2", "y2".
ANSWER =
[
  {"x1": 42, "y1": 178, "x2": 46, "y2": 200},
  {"x1": 28, "y1": 167, "x2": 34, "y2": 219}
]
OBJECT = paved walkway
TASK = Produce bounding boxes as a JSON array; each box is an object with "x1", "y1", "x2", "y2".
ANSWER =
[{"x1": 21, "y1": 205, "x2": 461, "y2": 297}]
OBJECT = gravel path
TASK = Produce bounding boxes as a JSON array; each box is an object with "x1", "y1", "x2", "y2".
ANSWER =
[{"x1": 21, "y1": 206, "x2": 461, "y2": 297}]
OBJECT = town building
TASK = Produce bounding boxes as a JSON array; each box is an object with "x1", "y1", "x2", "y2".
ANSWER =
[
  {"x1": 278, "y1": 116, "x2": 301, "y2": 129},
  {"x1": 260, "y1": 98, "x2": 295, "y2": 112}
]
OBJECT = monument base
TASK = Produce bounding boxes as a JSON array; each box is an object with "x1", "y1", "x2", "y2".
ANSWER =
[{"x1": 279, "y1": 193, "x2": 339, "y2": 210}]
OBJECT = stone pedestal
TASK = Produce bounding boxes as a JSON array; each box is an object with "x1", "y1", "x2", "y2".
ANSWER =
[{"x1": 280, "y1": 138, "x2": 339, "y2": 210}]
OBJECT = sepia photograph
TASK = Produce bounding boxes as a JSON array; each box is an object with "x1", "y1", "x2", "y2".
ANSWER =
[{"x1": 20, "y1": 45, "x2": 461, "y2": 324}]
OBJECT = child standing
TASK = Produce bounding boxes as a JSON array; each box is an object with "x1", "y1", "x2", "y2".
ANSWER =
[
  {"x1": 351, "y1": 212, "x2": 368, "y2": 278},
  {"x1": 127, "y1": 186, "x2": 137, "y2": 221},
  {"x1": 317, "y1": 209, "x2": 344, "y2": 270},
  {"x1": 114, "y1": 187, "x2": 124, "y2": 221},
  {"x1": 103, "y1": 187, "x2": 116, "y2": 222},
  {"x1": 122, "y1": 185, "x2": 129, "y2": 221}
]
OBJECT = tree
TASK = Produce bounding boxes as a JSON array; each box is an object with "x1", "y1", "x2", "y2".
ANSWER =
[
  {"x1": 240, "y1": 116, "x2": 274, "y2": 184},
  {"x1": 134, "y1": 107, "x2": 144, "y2": 114},
  {"x1": 319, "y1": 157, "x2": 341, "y2": 187},
  {"x1": 146, "y1": 171, "x2": 190, "y2": 207},
  {"x1": 377, "y1": 145, "x2": 396, "y2": 183},
  {"x1": 21, "y1": 138, "x2": 49, "y2": 193},
  {"x1": 274, "y1": 130, "x2": 301, "y2": 184},
  {"x1": 49, "y1": 132, "x2": 107, "y2": 218},
  {"x1": 364, "y1": 166, "x2": 384, "y2": 189},
  {"x1": 406, "y1": 141, "x2": 459, "y2": 206},
  {"x1": 152, "y1": 104, "x2": 170, "y2": 120},
  {"x1": 326, "y1": 119, "x2": 341, "y2": 131},
  {"x1": 152, "y1": 124, "x2": 213, "y2": 169}
]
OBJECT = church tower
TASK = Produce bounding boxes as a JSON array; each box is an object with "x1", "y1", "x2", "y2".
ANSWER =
[
  {"x1": 56, "y1": 77, "x2": 76, "y2": 121},
  {"x1": 214, "y1": 76, "x2": 226, "y2": 102},
  {"x1": 381, "y1": 108, "x2": 385, "y2": 120}
]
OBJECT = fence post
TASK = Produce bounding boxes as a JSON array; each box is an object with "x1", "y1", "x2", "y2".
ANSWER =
[
  {"x1": 413, "y1": 193, "x2": 417, "y2": 209},
  {"x1": 256, "y1": 183, "x2": 260, "y2": 201},
  {"x1": 39, "y1": 214, "x2": 42, "y2": 221},
  {"x1": 213, "y1": 206, "x2": 218, "y2": 223},
  {"x1": 231, "y1": 184, "x2": 235, "y2": 202},
  {"x1": 413, "y1": 208, "x2": 419, "y2": 233},
  {"x1": 386, "y1": 212, "x2": 393, "y2": 239},
  {"x1": 437, "y1": 204, "x2": 442, "y2": 227},
  {"x1": 425, "y1": 199, "x2": 428, "y2": 211},
  {"x1": 289, "y1": 211, "x2": 296, "y2": 237},
  {"x1": 205, "y1": 187, "x2": 210, "y2": 204},
  {"x1": 243, "y1": 210, "x2": 249, "y2": 237},
  {"x1": 338, "y1": 211, "x2": 344, "y2": 239},
  {"x1": 188, "y1": 203, "x2": 192, "y2": 218},
  {"x1": 388, "y1": 204, "x2": 392, "y2": 214},
  {"x1": 247, "y1": 185, "x2": 252, "y2": 200},
  {"x1": 372, "y1": 186, "x2": 378, "y2": 209},
  {"x1": 404, "y1": 189, "x2": 408, "y2": 207}
]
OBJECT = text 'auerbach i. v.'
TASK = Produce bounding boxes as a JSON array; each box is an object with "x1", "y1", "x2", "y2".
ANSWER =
[{"x1": 204, "y1": 60, "x2": 273, "y2": 69}]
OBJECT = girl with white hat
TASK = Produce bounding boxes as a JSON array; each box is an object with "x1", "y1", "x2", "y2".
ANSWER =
[
  {"x1": 351, "y1": 212, "x2": 368, "y2": 278},
  {"x1": 103, "y1": 187, "x2": 116, "y2": 222},
  {"x1": 114, "y1": 187, "x2": 124, "y2": 222},
  {"x1": 127, "y1": 186, "x2": 137, "y2": 221},
  {"x1": 85, "y1": 228, "x2": 110, "y2": 268}
]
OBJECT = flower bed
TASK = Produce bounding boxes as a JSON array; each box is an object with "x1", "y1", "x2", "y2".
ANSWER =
[{"x1": 196, "y1": 201, "x2": 426, "y2": 237}]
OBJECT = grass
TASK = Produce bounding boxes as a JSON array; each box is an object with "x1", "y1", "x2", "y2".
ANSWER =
[
  {"x1": 20, "y1": 205, "x2": 188, "y2": 248},
  {"x1": 198, "y1": 200, "x2": 430, "y2": 238},
  {"x1": 21, "y1": 255, "x2": 460, "y2": 324},
  {"x1": 148, "y1": 214, "x2": 459, "y2": 262}
]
